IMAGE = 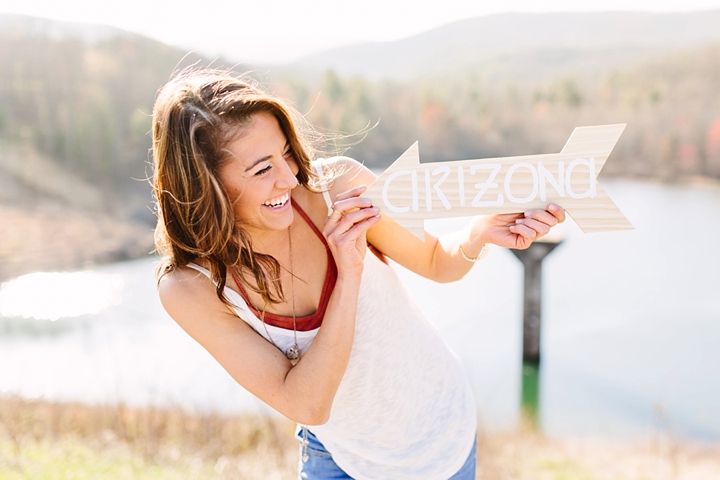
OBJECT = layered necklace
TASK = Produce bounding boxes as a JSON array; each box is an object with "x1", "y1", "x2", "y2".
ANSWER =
[
  {"x1": 260, "y1": 226, "x2": 301, "y2": 364},
  {"x1": 259, "y1": 226, "x2": 308, "y2": 460}
]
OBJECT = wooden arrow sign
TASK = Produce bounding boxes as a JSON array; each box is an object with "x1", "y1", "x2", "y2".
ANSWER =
[{"x1": 364, "y1": 124, "x2": 634, "y2": 239}]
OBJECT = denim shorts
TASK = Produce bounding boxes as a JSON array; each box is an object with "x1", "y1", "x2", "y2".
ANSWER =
[{"x1": 296, "y1": 427, "x2": 477, "y2": 479}]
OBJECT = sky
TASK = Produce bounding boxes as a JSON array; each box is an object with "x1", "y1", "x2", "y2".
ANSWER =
[{"x1": 2, "y1": 0, "x2": 720, "y2": 63}]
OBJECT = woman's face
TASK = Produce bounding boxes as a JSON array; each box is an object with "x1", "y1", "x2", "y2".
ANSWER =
[{"x1": 217, "y1": 111, "x2": 300, "y2": 238}]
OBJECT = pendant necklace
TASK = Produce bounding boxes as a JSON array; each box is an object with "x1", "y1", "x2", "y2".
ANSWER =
[
  {"x1": 260, "y1": 226, "x2": 301, "y2": 364},
  {"x1": 258, "y1": 225, "x2": 307, "y2": 462},
  {"x1": 284, "y1": 225, "x2": 301, "y2": 362}
]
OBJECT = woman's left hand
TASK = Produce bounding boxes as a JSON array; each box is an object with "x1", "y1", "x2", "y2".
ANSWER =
[{"x1": 471, "y1": 203, "x2": 566, "y2": 250}]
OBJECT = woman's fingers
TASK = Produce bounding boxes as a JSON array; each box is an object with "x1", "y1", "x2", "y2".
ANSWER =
[
  {"x1": 328, "y1": 208, "x2": 344, "y2": 223},
  {"x1": 324, "y1": 205, "x2": 380, "y2": 237},
  {"x1": 336, "y1": 206, "x2": 379, "y2": 229},
  {"x1": 332, "y1": 185, "x2": 367, "y2": 205},
  {"x1": 338, "y1": 210, "x2": 382, "y2": 239},
  {"x1": 327, "y1": 197, "x2": 371, "y2": 222},
  {"x1": 513, "y1": 203, "x2": 566, "y2": 237},
  {"x1": 546, "y1": 203, "x2": 566, "y2": 223},
  {"x1": 523, "y1": 209, "x2": 558, "y2": 227},
  {"x1": 330, "y1": 198, "x2": 370, "y2": 217},
  {"x1": 508, "y1": 222, "x2": 538, "y2": 239},
  {"x1": 323, "y1": 201, "x2": 381, "y2": 273},
  {"x1": 324, "y1": 184, "x2": 377, "y2": 231},
  {"x1": 505, "y1": 203, "x2": 566, "y2": 242},
  {"x1": 474, "y1": 204, "x2": 565, "y2": 249},
  {"x1": 513, "y1": 218, "x2": 549, "y2": 237}
]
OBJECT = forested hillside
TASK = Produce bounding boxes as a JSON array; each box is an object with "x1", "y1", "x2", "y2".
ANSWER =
[
  {"x1": 0, "y1": 17, "x2": 219, "y2": 279},
  {"x1": 2, "y1": 12, "x2": 719, "y2": 220},
  {"x1": 274, "y1": 44, "x2": 720, "y2": 180},
  {"x1": 0, "y1": 24, "x2": 214, "y2": 218},
  {"x1": 1, "y1": 13, "x2": 719, "y2": 238},
  {"x1": 1, "y1": 12, "x2": 719, "y2": 278}
]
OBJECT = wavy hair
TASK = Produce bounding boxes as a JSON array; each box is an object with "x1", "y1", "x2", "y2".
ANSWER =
[{"x1": 152, "y1": 68, "x2": 322, "y2": 306}]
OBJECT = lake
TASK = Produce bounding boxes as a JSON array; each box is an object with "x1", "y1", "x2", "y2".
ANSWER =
[{"x1": 1, "y1": 179, "x2": 719, "y2": 441}]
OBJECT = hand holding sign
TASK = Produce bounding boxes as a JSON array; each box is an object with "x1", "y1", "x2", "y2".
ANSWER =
[{"x1": 364, "y1": 124, "x2": 633, "y2": 239}]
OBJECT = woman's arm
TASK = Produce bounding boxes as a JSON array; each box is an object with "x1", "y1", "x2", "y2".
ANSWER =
[
  {"x1": 324, "y1": 157, "x2": 565, "y2": 283},
  {"x1": 159, "y1": 188, "x2": 380, "y2": 426}
]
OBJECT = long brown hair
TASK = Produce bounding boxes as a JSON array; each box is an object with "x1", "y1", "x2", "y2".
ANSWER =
[{"x1": 152, "y1": 68, "x2": 321, "y2": 306}]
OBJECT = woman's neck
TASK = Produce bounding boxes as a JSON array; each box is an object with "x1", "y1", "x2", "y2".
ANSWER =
[{"x1": 246, "y1": 225, "x2": 291, "y2": 258}]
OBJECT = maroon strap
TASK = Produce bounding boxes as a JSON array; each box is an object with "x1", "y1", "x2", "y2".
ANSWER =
[{"x1": 230, "y1": 200, "x2": 337, "y2": 331}]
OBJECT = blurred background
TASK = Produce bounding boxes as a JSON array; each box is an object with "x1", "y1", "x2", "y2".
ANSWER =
[{"x1": 1, "y1": 1, "x2": 719, "y2": 478}]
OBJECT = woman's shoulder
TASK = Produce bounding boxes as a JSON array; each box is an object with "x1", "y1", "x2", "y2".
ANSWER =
[
  {"x1": 157, "y1": 263, "x2": 248, "y2": 339},
  {"x1": 294, "y1": 156, "x2": 376, "y2": 224},
  {"x1": 157, "y1": 263, "x2": 218, "y2": 314},
  {"x1": 315, "y1": 156, "x2": 377, "y2": 201}
]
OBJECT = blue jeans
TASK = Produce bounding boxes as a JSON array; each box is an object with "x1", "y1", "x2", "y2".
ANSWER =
[{"x1": 297, "y1": 427, "x2": 477, "y2": 479}]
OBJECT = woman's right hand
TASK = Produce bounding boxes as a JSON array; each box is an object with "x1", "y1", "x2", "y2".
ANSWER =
[{"x1": 322, "y1": 185, "x2": 381, "y2": 277}]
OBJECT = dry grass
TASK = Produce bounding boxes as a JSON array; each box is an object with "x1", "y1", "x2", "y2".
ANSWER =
[
  {"x1": 1, "y1": 396, "x2": 719, "y2": 479},
  {"x1": 0, "y1": 396, "x2": 297, "y2": 479},
  {"x1": 477, "y1": 424, "x2": 720, "y2": 480}
]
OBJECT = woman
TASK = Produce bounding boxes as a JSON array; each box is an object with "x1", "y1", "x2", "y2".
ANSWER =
[{"x1": 152, "y1": 69, "x2": 565, "y2": 479}]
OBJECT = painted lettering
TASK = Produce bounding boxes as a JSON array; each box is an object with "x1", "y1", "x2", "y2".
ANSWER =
[
  {"x1": 504, "y1": 162, "x2": 538, "y2": 204},
  {"x1": 565, "y1": 157, "x2": 597, "y2": 199},
  {"x1": 538, "y1": 161, "x2": 565, "y2": 202},
  {"x1": 382, "y1": 169, "x2": 419, "y2": 213},
  {"x1": 470, "y1": 164, "x2": 504, "y2": 207},
  {"x1": 424, "y1": 169, "x2": 432, "y2": 212},
  {"x1": 457, "y1": 166, "x2": 465, "y2": 207},
  {"x1": 382, "y1": 157, "x2": 598, "y2": 211},
  {"x1": 432, "y1": 166, "x2": 452, "y2": 210}
]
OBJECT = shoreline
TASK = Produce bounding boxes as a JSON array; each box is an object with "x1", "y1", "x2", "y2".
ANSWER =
[
  {"x1": 0, "y1": 203, "x2": 155, "y2": 283},
  {"x1": 1, "y1": 175, "x2": 718, "y2": 284}
]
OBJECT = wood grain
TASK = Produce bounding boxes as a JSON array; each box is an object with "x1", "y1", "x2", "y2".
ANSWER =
[{"x1": 364, "y1": 124, "x2": 634, "y2": 239}]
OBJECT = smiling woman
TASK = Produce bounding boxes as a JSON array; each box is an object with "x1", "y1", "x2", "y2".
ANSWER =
[
  {"x1": 151, "y1": 68, "x2": 564, "y2": 479},
  {"x1": 216, "y1": 112, "x2": 300, "y2": 236}
]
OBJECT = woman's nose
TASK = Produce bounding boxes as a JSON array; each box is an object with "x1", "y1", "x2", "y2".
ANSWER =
[{"x1": 275, "y1": 159, "x2": 299, "y2": 189}]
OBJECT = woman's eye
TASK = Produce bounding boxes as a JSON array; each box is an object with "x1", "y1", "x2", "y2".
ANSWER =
[{"x1": 255, "y1": 165, "x2": 272, "y2": 176}]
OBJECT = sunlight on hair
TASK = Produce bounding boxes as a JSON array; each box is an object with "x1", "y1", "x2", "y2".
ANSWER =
[{"x1": 0, "y1": 271, "x2": 124, "y2": 321}]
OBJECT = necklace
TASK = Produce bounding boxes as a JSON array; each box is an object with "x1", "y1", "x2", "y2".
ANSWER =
[{"x1": 260, "y1": 226, "x2": 301, "y2": 364}]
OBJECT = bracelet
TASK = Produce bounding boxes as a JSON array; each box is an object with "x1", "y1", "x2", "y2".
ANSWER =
[{"x1": 459, "y1": 243, "x2": 489, "y2": 263}]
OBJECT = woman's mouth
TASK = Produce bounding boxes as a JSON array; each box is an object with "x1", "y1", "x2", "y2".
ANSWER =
[{"x1": 263, "y1": 192, "x2": 290, "y2": 209}]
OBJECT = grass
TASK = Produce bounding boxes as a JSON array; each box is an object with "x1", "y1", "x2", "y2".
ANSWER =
[
  {"x1": 0, "y1": 396, "x2": 297, "y2": 479},
  {"x1": 475, "y1": 425, "x2": 720, "y2": 480},
  {"x1": 1, "y1": 437, "x2": 213, "y2": 479},
  {"x1": 1, "y1": 395, "x2": 719, "y2": 479}
]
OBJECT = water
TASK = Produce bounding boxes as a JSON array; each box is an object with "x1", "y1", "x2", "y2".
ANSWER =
[{"x1": 1, "y1": 179, "x2": 719, "y2": 440}]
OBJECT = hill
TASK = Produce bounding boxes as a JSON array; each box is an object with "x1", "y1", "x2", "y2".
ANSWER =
[
  {"x1": 1, "y1": 13, "x2": 720, "y2": 279},
  {"x1": 0, "y1": 15, "x2": 232, "y2": 219},
  {"x1": 0, "y1": 15, "x2": 241, "y2": 279},
  {"x1": 294, "y1": 10, "x2": 720, "y2": 80},
  {"x1": 273, "y1": 43, "x2": 720, "y2": 179},
  {"x1": 0, "y1": 13, "x2": 123, "y2": 44}
]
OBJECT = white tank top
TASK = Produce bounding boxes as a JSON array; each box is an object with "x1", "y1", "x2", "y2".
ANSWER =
[{"x1": 188, "y1": 159, "x2": 477, "y2": 479}]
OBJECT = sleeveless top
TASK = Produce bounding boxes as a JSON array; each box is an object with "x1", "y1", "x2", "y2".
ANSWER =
[
  {"x1": 228, "y1": 202, "x2": 337, "y2": 331},
  {"x1": 188, "y1": 159, "x2": 477, "y2": 479}
]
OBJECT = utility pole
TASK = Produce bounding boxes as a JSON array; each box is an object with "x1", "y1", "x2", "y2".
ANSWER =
[{"x1": 510, "y1": 240, "x2": 562, "y2": 427}]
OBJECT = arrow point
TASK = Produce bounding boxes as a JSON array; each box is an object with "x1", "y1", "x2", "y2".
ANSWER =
[
  {"x1": 393, "y1": 141, "x2": 420, "y2": 168},
  {"x1": 568, "y1": 183, "x2": 635, "y2": 233},
  {"x1": 561, "y1": 124, "x2": 626, "y2": 157}
]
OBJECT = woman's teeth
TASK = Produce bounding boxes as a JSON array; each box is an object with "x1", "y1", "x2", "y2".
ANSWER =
[{"x1": 263, "y1": 192, "x2": 289, "y2": 208}]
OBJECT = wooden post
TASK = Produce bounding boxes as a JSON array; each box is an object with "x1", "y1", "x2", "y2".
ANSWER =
[{"x1": 510, "y1": 240, "x2": 562, "y2": 427}]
